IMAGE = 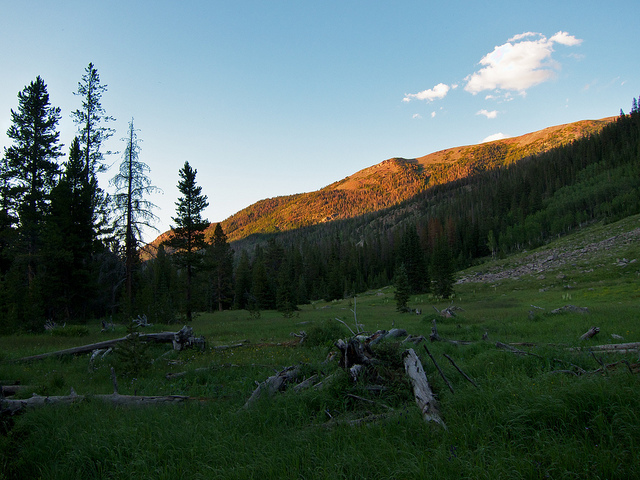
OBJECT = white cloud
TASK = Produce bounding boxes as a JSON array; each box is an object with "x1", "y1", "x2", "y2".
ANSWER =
[
  {"x1": 403, "y1": 83, "x2": 450, "y2": 102},
  {"x1": 477, "y1": 109, "x2": 498, "y2": 119},
  {"x1": 550, "y1": 31, "x2": 582, "y2": 46},
  {"x1": 508, "y1": 32, "x2": 540, "y2": 42},
  {"x1": 482, "y1": 132, "x2": 508, "y2": 143},
  {"x1": 431, "y1": 111, "x2": 436, "y2": 118},
  {"x1": 464, "y1": 31, "x2": 582, "y2": 95},
  {"x1": 412, "y1": 113, "x2": 422, "y2": 119}
]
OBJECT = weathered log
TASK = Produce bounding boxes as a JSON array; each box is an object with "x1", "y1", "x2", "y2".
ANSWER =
[
  {"x1": 172, "y1": 326, "x2": 205, "y2": 351},
  {"x1": 402, "y1": 334, "x2": 426, "y2": 345},
  {"x1": 580, "y1": 326, "x2": 600, "y2": 340},
  {"x1": 566, "y1": 342, "x2": 640, "y2": 353},
  {"x1": 385, "y1": 328, "x2": 409, "y2": 339},
  {"x1": 289, "y1": 331, "x2": 307, "y2": 344},
  {"x1": 1, "y1": 390, "x2": 192, "y2": 416},
  {"x1": 402, "y1": 348, "x2": 446, "y2": 428},
  {"x1": 551, "y1": 305, "x2": 589, "y2": 315},
  {"x1": 495, "y1": 341, "x2": 543, "y2": 359},
  {"x1": 242, "y1": 366, "x2": 300, "y2": 409},
  {"x1": 15, "y1": 328, "x2": 203, "y2": 362},
  {"x1": 335, "y1": 338, "x2": 372, "y2": 370},
  {"x1": 293, "y1": 374, "x2": 319, "y2": 392}
]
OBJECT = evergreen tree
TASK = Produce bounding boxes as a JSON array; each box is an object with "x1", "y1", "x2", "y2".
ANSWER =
[
  {"x1": 164, "y1": 161, "x2": 209, "y2": 321},
  {"x1": 44, "y1": 137, "x2": 96, "y2": 320},
  {"x1": 72, "y1": 62, "x2": 115, "y2": 174},
  {"x1": 0, "y1": 155, "x2": 17, "y2": 276},
  {"x1": 71, "y1": 62, "x2": 114, "y2": 248},
  {"x1": 203, "y1": 223, "x2": 234, "y2": 311},
  {"x1": 431, "y1": 236, "x2": 455, "y2": 298},
  {"x1": 250, "y1": 252, "x2": 273, "y2": 310},
  {"x1": 110, "y1": 119, "x2": 160, "y2": 313},
  {"x1": 151, "y1": 244, "x2": 178, "y2": 323},
  {"x1": 233, "y1": 250, "x2": 252, "y2": 310},
  {"x1": 393, "y1": 263, "x2": 410, "y2": 312},
  {"x1": 398, "y1": 224, "x2": 429, "y2": 293},
  {"x1": 4, "y1": 76, "x2": 63, "y2": 320},
  {"x1": 276, "y1": 257, "x2": 297, "y2": 315}
]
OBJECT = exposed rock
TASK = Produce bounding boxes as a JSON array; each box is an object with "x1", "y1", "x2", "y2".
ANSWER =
[{"x1": 456, "y1": 228, "x2": 640, "y2": 284}]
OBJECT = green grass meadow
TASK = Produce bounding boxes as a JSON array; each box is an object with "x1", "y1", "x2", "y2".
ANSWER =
[{"x1": 2, "y1": 217, "x2": 640, "y2": 479}]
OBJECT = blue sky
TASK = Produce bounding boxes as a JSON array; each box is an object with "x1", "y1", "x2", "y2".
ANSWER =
[{"x1": 1, "y1": 0, "x2": 638, "y2": 241}]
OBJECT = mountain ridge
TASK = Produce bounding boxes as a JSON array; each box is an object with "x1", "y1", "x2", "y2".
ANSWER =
[{"x1": 150, "y1": 116, "x2": 615, "y2": 250}]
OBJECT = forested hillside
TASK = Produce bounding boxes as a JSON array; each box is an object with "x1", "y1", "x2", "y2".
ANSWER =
[
  {"x1": 220, "y1": 103, "x2": 639, "y2": 311},
  {"x1": 212, "y1": 118, "x2": 614, "y2": 242}
]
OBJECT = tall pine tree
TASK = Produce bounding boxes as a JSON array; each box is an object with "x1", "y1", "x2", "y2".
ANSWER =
[
  {"x1": 71, "y1": 62, "x2": 115, "y2": 248},
  {"x1": 203, "y1": 223, "x2": 233, "y2": 312},
  {"x1": 44, "y1": 137, "x2": 96, "y2": 321},
  {"x1": 5, "y1": 76, "x2": 63, "y2": 281},
  {"x1": 164, "y1": 161, "x2": 209, "y2": 321}
]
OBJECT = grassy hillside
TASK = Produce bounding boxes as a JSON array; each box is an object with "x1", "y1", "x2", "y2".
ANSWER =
[{"x1": 3, "y1": 213, "x2": 639, "y2": 479}]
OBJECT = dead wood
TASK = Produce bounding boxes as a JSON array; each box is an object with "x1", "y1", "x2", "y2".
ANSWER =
[
  {"x1": 402, "y1": 348, "x2": 446, "y2": 428},
  {"x1": 442, "y1": 354, "x2": 479, "y2": 388},
  {"x1": 15, "y1": 327, "x2": 204, "y2": 362},
  {"x1": 335, "y1": 338, "x2": 373, "y2": 370},
  {"x1": 423, "y1": 345, "x2": 454, "y2": 394},
  {"x1": 402, "y1": 335, "x2": 426, "y2": 345},
  {"x1": 172, "y1": 326, "x2": 205, "y2": 351},
  {"x1": 495, "y1": 341, "x2": 543, "y2": 359},
  {"x1": 289, "y1": 331, "x2": 307, "y2": 344},
  {"x1": 551, "y1": 305, "x2": 590, "y2": 315},
  {"x1": 293, "y1": 374, "x2": 319, "y2": 392},
  {"x1": 550, "y1": 360, "x2": 640, "y2": 376},
  {"x1": 242, "y1": 366, "x2": 301, "y2": 409},
  {"x1": 580, "y1": 326, "x2": 600, "y2": 340},
  {"x1": 566, "y1": 342, "x2": 640, "y2": 353},
  {"x1": 1, "y1": 390, "x2": 193, "y2": 416}
]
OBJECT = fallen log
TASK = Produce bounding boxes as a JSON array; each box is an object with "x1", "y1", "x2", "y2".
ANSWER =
[
  {"x1": 402, "y1": 348, "x2": 446, "y2": 428},
  {"x1": 172, "y1": 326, "x2": 205, "y2": 351},
  {"x1": 496, "y1": 341, "x2": 543, "y2": 359},
  {"x1": 566, "y1": 342, "x2": 640, "y2": 353},
  {"x1": 580, "y1": 326, "x2": 600, "y2": 340},
  {"x1": 551, "y1": 305, "x2": 589, "y2": 315},
  {"x1": 242, "y1": 366, "x2": 300, "y2": 409},
  {"x1": 15, "y1": 327, "x2": 203, "y2": 362},
  {"x1": 1, "y1": 390, "x2": 193, "y2": 416}
]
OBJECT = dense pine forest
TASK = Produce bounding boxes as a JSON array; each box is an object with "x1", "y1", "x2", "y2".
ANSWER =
[{"x1": 1, "y1": 65, "x2": 639, "y2": 331}]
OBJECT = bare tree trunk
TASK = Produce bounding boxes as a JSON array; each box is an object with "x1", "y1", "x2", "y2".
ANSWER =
[{"x1": 402, "y1": 348, "x2": 446, "y2": 428}]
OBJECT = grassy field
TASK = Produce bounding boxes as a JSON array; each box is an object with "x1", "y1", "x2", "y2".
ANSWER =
[{"x1": 1, "y1": 216, "x2": 639, "y2": 479}]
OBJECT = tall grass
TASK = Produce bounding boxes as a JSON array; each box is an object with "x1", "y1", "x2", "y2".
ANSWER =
[{"x1": 2, "y1": 216, "x2": 640, "y2": 479}]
